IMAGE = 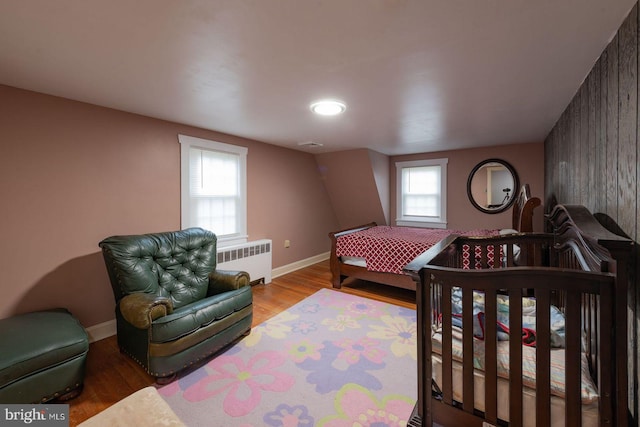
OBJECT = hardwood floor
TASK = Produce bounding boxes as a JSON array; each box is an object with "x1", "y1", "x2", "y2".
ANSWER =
[{"x1": 68, "y1": 259, "x2": 416, "y2": 426}]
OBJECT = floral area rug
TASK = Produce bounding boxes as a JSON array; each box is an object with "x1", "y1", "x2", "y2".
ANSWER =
[{"x1": 159, "y1": 288, "x2": 417, "y2": 427}]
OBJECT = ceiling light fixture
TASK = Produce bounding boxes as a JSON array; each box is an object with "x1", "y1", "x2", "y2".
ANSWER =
[
  {"x1": 310, "y1": 99, "x2": 346, "y2": 116},
  {"x1": 298, "y1": 141, "x2": 324, "y2": 148}
]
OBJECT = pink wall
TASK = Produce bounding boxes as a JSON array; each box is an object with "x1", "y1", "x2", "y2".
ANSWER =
[
  {"x1": 390, "y1": 142, "x2": 545, "y2": 231},
  {"x1": 0, "y1": 83, "x2": 543, "y2": 330},
  {"x1": 315, "y1": 149, "x2": 388, "y2": 228},
  {"x1": 0, "y1": 85, "x2": 338, "y2": 328},
  {"x1": 368, "y1": 150, "x2": 391, "y2": 224}
]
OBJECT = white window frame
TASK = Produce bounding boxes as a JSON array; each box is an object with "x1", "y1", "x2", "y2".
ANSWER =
[
  {"x1": 179, "y1": 134, "x2": 248, "y2": 247},
  {"x1": 395, "y1": 158, "x2": 448, "y2": 228}
]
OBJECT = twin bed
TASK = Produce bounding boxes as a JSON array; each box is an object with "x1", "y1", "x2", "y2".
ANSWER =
[
  {"x1": 328, "y1": 184, "x2": 541, "y2": 290},
  {"x1": 328, "y1": 186, "x2": 632, "y2": 426}
]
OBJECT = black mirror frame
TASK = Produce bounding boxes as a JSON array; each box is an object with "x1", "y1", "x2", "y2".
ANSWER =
[{"x1": 466, "y1": 158, "x2": 519, "y2": 214}]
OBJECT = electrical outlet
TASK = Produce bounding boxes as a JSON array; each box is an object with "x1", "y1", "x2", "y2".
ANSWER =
[{"x1": 284, "y1": 239, "x2": 291, "y2": 248}]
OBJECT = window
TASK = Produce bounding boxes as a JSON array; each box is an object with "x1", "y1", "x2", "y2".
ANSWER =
[
  {"x1": 179, "y1": 134, "x2": 248, "y2": 247},
  {"x1": 396, "y1": 158, "x2": 448, "y2": 228}
]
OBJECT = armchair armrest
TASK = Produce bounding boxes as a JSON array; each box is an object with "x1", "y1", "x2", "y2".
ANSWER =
[
  {"x1": 119, "y1": 293, "x2": 174, "y2": 329},
  {"x1": 208, "y1": 269, "x2": 250, "y2": 295}
]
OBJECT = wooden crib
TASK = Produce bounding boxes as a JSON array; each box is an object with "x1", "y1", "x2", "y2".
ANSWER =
[{"x1": 404, "y1": 204, "x2": 632, "y2": 427}]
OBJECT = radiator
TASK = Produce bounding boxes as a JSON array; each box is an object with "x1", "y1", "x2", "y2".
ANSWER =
[{"x1": 217, "y1": 239, "x2": 272, "y2": 284}]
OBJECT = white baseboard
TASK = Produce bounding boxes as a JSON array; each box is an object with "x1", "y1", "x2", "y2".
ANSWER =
[
  {"x1": 84, "y1": 252, "x2": 330, "y2": 341},
  {"x1": 85, "y1": 319, "x2": 116, "y2": 343},
  {"x1": 271, "y1": 251, "x2": 330, "y2": 279}
]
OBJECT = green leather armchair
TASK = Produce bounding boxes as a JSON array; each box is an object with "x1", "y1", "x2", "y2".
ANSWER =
[{"x1": 99, "y1": 228, "x2": 252, "y2": 381}]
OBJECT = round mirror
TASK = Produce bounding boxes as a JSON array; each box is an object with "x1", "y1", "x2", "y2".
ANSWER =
[{"x1": 467, "y1": 159, "x2": 519, "y2": 214}]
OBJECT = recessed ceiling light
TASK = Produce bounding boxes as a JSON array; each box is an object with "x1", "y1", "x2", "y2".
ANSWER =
[
  {"x1": 298, "y1": 141, "x2": 324, "y2": 148},
  {"x1": 310, "y1": 99, "x2": 346, "y2": 116}
]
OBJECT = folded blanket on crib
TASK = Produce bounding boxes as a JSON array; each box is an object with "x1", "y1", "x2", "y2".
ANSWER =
[{"x1": 449, "y1": 288, "x2": 566, "y2": 347}]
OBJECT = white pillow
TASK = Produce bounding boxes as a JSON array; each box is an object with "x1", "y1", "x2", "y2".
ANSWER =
[
  {"x1": 499, "y1": 229, "x2": 521, "y2": 265},
  {"x1": 499, "y1": 228, "x2": 519, "y2": 235}
]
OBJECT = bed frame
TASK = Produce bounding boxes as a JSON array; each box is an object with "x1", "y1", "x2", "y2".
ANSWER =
[
  {"x1": 403, "y1": 204, "x2": 632, "y2": 427},
  {"x1": 328, "y1": 184, "x2": 541, "y2": 290}
]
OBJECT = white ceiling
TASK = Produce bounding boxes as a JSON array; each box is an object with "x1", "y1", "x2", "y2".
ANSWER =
[{"x1": 0, "y1": 1, "x2": 635, "y2": 155}]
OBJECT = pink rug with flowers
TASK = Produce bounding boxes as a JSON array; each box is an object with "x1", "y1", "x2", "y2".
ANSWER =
[{"x1": 159, "y1": 288, "x2": 417, "y2": 427}]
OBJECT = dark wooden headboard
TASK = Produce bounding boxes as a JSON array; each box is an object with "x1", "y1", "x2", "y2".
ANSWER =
[{"x1": 512, "y1": 184, "x2": 541, "y2": 232}]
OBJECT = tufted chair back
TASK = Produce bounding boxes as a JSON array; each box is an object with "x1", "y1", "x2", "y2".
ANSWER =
[{"x1": 100, "y1": 228, "x2": 216, "y2": 310}]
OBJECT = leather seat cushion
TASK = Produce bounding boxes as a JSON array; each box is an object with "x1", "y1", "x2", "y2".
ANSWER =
[
  {"x1": 0, "y1": 309, "x2": 89, "y2": 387},
  {"x1": 150, "y1": 285, "x2": 252, "y2": 343}
]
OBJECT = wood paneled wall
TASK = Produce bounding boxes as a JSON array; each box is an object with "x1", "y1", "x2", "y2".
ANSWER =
[{"x1": 544, "y1": 4, "x2": 639, "y2": 424}]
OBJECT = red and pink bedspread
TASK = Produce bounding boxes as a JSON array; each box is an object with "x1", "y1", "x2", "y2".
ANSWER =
[{"x1": 336, "y1": 226, "x2": 499, "y2": 274}]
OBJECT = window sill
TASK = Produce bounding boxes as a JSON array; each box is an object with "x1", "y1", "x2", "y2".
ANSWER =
[
  {"x1": 217, "y1": 235, "x2": 249, "y2": 248},
  {"x1": 395, "y1": 220, "x2": 448, "y2": 229}
]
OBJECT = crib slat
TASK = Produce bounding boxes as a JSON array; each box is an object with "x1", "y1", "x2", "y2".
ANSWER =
[
  {"x1": 420, "y1": 270, "x2": 433, "y2": 427},
  {"x1": 442, "y1": 285, "x2": 453, "y2": 405},
  {"x1": 599, "y1": 284, "x2": 614, "y2": 426},
  {"x1": 484, "y1": 288, "x2": 498, "y2": 424},
  {"x1": 480, "y1": 244, "x2": 487, "y2": 269},
  {"x1": 565, "y1": 290, "x2": 581, "y2": 427},
  {"x1": 462, "y1": 286, "x2": 474, "y2": 413},
  {"x1": 521, "y1": 242, "x2": 529, "y2": 266},
  {"x1": 583, "y1": 294, "x2": 592, "y2": 370},
  {"x1": 587, "y1": 294, "x2": 598, "y2": 382},
  {"x1": 535, "y1": 288, "x2": 551, "y2": 427},
  {"x1": 506, "y1": 243, "x2": 515, "y2": 267},
  {"x1": 509, "y1": 287, "x2": 523, "y2": 426}
]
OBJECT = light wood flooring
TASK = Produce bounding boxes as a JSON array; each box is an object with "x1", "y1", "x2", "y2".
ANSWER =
[{"x1": 68, "y1": 259, "x2": 416, "y2": 426}]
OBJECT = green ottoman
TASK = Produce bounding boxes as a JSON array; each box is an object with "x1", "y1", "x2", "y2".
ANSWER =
[{"x1": 0, "y1": 309, "x2": 89, "y2": 403}]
